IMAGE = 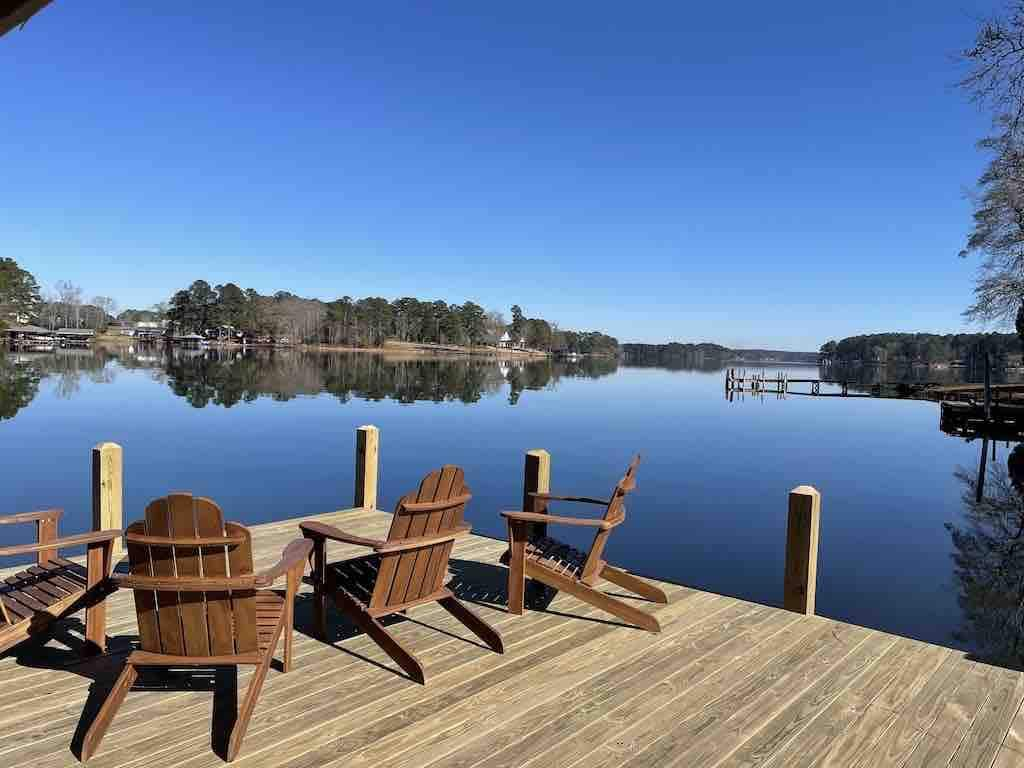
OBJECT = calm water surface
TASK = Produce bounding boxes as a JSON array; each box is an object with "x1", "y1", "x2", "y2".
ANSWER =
[{"x1": 0, "y1": 347, "x2": 1016, "y2": 663}]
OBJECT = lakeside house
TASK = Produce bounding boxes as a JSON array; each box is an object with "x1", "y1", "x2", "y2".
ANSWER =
[
  {"x1": 113, "y1": 320, "x2": 167, "y2": 342},
  {"x1": 498, "y1": 331, "x2": 527, "y2": 351}
]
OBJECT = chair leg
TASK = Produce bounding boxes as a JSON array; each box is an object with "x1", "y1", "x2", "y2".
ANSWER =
[
  {"x1": 528, "y1": 563, "x2": 662, "y2": 633},
  {"x1": 80, "y1": 661, "x2": 137, "y2": 761},
  {"x1": 283, "y1": 572, "x2": 298, "y2": 673},
  {"x1": 83, "y1": 542, "x2": 111, "y2": 655},
  {"x1": 84, "y1": 602, "x2": 107, "y2": 656},
  {"x1": 226, "y1": 658, "x2": 269, "y2": 762},
  {"x1": 333, "y1": 590, "x2": 426, "y2": 684},
  {"x1": 600, "y1": 564, "x2": 669, "y2": 604},
  {"x1": 506, "y1": 521, "x2": 528, "y2": 615},
  {"x1": 308, "y1": 538, "x2": 327, "y2": 639},
  {"x1": 438, "y1": 595, "x2": 504, "y2": 654}
]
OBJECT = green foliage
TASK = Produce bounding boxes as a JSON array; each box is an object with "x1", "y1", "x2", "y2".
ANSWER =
[
  {"x1": 558, "y1": 330, "x2": 620, "y2": 355},
  {"x1": 510, "y1": 304, "x2": 525, "y2": 339},
  {"x1": 459, "y1": 301, "x2": 486, "y2": 345},
  {"x1": 621, "y1": 342, "x2": 731, "y2": 366},
  {"x1": 826, "y1": 332, "x2": 1023, "y2": 363},
  {"x1": 0, "y1": 258, "x2": 42, "y2": 324},
  {"x1": 167, "y1": 280, "x2": 221, "y2": 332},
  {"x1": 118, "y1": 308, "x2": 163, "y2": 323}
]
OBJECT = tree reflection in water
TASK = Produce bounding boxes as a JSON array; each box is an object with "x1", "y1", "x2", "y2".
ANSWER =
[
  {"x1": 0, "y1": 355, "x2": 42, "y2": 420},
  {"x1": 0, "y1": 347, "x2": 618, "y2": 414},
  {"x1": 947, "y1": 443, "x2": 1024, "y2": 667}
]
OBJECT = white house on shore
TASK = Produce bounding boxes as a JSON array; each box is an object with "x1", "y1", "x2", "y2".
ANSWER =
[{"x1": 498, "y1": 331, "x2": 527, "y2": 350}]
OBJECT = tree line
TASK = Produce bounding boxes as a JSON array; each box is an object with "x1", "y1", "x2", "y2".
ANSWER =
[
  {"x1": 162, "y1": 279, "x2": 619, "y2": 353},
  {"x1": 0, "y1": 258, "x2": 118, "y2": 332},
  {"x1": 1, "y1": 258, "x2": 619, "y2": 354},
  {"x1": 820, "y1": 332, "x2": 1023, "y2": 364}
]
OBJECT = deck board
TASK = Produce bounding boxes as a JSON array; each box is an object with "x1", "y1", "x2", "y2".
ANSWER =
[{"x1": 1, "y1": 508, "x2": 1024, "y2": 768}]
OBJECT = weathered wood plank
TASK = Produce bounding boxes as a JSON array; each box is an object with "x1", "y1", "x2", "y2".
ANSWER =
[
  {"x1": 617, "y1": 625, "x2": 878, "y2": 768},
  {"x1": 445, "y1": 602, "x2": 785, "y2": 768},
  {"x1": 717, "y1": 635, "x2": 915, "y2": 768},
  {"x1": 307, "y1": 585, "x2": 693, "y2": 768},
  {"x1": 950, "y1": 667, "x2": 1024, "y2": 768},
  {"x1": 853, "y1": 651, "x2": 968, "y2": 768},
  {"x1": 903, "y1": 663, "x2": 998, "y2": 768},
  {"x1": 812, "y1": 642, "x2": 951, "y2": 768},
  {"x1": 534, "y1": 614, "x2": 825, "y2": 768}
]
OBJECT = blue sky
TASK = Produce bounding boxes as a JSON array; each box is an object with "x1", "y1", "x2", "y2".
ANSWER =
[{"x1": 1, "y1": 1, "x2": 1002, "y2": 349}]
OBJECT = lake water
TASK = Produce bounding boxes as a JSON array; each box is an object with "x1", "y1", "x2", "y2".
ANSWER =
[{"x1": 1, "y1": 346, "x2": 1018, "y2": 664}]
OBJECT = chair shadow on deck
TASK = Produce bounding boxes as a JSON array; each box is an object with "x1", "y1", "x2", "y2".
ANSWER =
[
  {"x1": 294, "y1": 555, "x2": 647, "y2": 686},
  {"x1": 59, "y1": 586, "x2": 297, "y2": 763},
  {"x1": 0, "y1": 619, "x2": 230, "y2": 760},
  {"x1": 450, "y1": 557, "x2": 652, "y2": 630}
]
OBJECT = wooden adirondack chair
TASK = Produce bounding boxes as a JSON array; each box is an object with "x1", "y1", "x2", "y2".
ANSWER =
[
  {"x1": 0, "y1": 508, "x2": 120, "y2": 656},
  {"x1": 80, "y1": 493, "x2": 312, "y2": 762},
  {"x1": 501, "y1": 456, "x2": 669, "y2": 632},
  {"x1": 300, "y1": 466, "x2": 503, "y2": 684}
]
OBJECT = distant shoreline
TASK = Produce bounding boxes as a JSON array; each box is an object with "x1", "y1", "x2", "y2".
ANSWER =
[{"x1": 93, "y1": 334, "x2": 553, "y2": 359}]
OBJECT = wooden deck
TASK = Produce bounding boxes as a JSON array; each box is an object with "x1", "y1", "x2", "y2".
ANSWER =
[{"x1": 3, "y1": 507, "x2": 1024, "y2": 768}]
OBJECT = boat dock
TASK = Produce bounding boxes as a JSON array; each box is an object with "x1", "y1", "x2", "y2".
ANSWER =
[
  {"x1": 3, "y1": 504, "x2": 1024, "y2": 768},
  {"x1": 725, "y1": 369, "x2": 1024, "y2": 403},
  {"x1": 725, "y1": 370, "x2": 886, "y2": 398}
]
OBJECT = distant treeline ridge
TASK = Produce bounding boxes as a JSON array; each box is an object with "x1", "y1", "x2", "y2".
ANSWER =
[
  {"x1": 821, "y1": 333, "x2": 1023, "y2": 364},
  {"x1": 621, "y1": 342, "x2": 818, "y2": 365}
]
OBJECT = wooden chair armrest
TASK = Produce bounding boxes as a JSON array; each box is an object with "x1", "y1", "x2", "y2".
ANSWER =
[
  {"x1": 402, "y1": 493, "x2": 473, "y2": 513},
  {"x1": 373, "y1": 524, "x2": 472, "y2": 554},
  {"x1": 0, "y1": 529, "x2": 121, "y2": 557},
  {"x1": 501, "y1": 511, "x2": 614, "y2": 530},
  {"x1": 299, "y1": 521, "x2": 386, "y2": 549},
  {"x1": 0, "y1": 508, "x2": 63, "y2": 526},
  {"x1": 114, "y1": 573, "x2": 258, "y2": 591},
  {"x1": 254, "y1": 538, "x2": 314, "y2": 587},
  {"x1": 528, "y1": 493, "x2": 610, "y2": 506}
]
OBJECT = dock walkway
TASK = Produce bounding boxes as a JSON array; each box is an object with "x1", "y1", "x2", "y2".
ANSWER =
[{"x1": 3, "y1": 508, "x2": 1024, "y2": 768}]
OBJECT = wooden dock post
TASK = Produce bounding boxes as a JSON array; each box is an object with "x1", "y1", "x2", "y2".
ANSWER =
[
  {"x1": 91, "y1": 442, "x2": 123, "y2": 559},
  {"x1": 784, "y1": 485, "x2": 820, "y2": 615},
  {"x1": 523, "y1": 449, "x2": 551, "y2": 539},
  {"x1": 355, "y1": 425, "x2": 379, "y2": 509}
]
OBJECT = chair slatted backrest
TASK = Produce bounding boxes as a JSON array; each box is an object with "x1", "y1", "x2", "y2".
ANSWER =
[
  {"x1": 125, "y1": 493, "x2": 257, "y2": 657},
  {"x1": 581, "y1": 456, "x2": 641, "y2": 580},
  {"x1": 369, "y1": 466, "x2": 471, "y2": 611}
]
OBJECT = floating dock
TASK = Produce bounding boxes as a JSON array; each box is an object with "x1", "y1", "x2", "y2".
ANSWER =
[{"x1": 2, "y1": 508, "x2": 1024, "y2": 767}]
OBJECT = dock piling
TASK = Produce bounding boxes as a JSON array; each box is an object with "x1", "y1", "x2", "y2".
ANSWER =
[
  {"x1": 355, "y1": 425, "x2": 379, "y2": 510},
  {"x1": 91, "y1": 442, "x2": 124, "y2": 559},
  {"x1": 784, "y1": 485, "x2": 820, "y2": 615},
  {"x1": 523, "y1": 449, "x2": 551, "y2": 540}
]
